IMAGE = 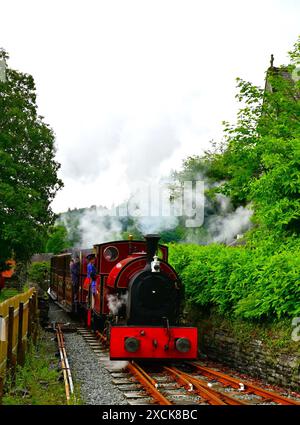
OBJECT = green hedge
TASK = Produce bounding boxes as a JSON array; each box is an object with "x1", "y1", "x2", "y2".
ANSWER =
[{"x1": 168, "y1": 243, "x2": 300, "y2": 321}]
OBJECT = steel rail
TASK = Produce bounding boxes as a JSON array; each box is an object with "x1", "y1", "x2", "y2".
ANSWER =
[
  {"x1": 189, "y1": 362, "x2": 300, "y2": 405},
  {"x1": 56, "y1": 324, "x2": 74, "y2": 404},
  {"x1": 57, "y1": 325, "x2": 75, "y2": 394},
  {"x1": 56, "y1": 326, "x2": 70, "y2": 402},
  {"x1": 164, "y1": 366, "x2": 230, "y2": 405},
  {"x1": 95, "y1": 330, "x2": 108, "y2": 345},
  {"x1": 126, "y1": 361, "x2": 172, "y2": 405},
  {"x1": 179, "y1": 369, "x2": 246, "y2": 405},
  {"x1": 132, "y1": 361, "x2": 159, "y2": 388},
  {"x1": 163, "y1": 366, "x2": 194, "y2": 392}
]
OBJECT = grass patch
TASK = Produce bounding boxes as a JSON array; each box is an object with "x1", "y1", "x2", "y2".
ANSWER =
[{"x1": 3, "y1": 330, "x2": 81, "y2": 405}]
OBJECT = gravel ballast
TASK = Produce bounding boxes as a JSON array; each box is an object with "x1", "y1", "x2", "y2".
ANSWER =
[
  {"x1": 64, "y1": 332, "x2": 128, "y2": 405},
  {"x1": 48, "y1": 302, "x2": 128, "y2": 405}
]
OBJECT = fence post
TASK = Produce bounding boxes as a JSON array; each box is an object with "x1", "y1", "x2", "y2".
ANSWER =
[
  {"x1": 7, "y1": 306, "x2": 14, "y2": 370},
  {"x1": 32, "y1": 292, "x2": 38, "y2": 345},
  {"x1": 7, "y1": 306, "x2": 16, "y2": 383},
  {"x1": 27, "y1": 297, "x2": 33, "y2": 339},
  {"x1": 17, "y1": 302, "x2": 25, "y2": 366},
  {"x1": 0, "y1": 376, "x2": 3, "y2": 405}
]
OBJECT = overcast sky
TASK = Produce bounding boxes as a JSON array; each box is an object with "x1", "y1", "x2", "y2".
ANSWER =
[{"x1": 1, "y1": 0, "x2": 299, "y2": 213}]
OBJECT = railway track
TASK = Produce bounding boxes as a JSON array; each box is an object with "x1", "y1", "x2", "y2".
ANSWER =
[
  {"x1": 184, "y1": 362, "x2": 300, "y2": 406},
  {"x1": 75, "y1": 326, "x2": 300, "y2": 406}
]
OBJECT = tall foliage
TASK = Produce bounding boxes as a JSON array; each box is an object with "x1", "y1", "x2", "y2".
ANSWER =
[
  {"x1": 168, "y1": 243, "x2": 300, "y2": 320},
  {"x1": 0, "y1": 50, "x2": 63, "y2": 262},
  {"x1": 168, "y1": 37, "x2": 300, "y2": 321},
  {"x1": 209, "y1": 39, "x2": 300, "y2": 237}
]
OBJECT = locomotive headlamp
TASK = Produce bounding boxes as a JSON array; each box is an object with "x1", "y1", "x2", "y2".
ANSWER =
[
  {"x1": 175, "y1": 338, "x2": 191, "y2": 353},
  {"x1": 124, "y1": 337, "x2": 140, "y2": 353},
  {"x1": 151, "y1": 255, "x2": 160, "y2": 273}
]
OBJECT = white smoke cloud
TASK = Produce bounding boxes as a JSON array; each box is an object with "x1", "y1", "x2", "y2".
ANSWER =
[
  {"x1": 136, "y1": 216, "x2": 179, "y2": 235},
  {"x1": 78, "y1": 207, "x2": 123, "y2": 248},
  {"x1": 125, "y1": 178, "x2": 181, "y2": 235},
  {"x1": 63, "y1": 178, "x2": 253, "y2": 248},
  {"x1": 107, "y1": 293, "x2": 128, "y2": 315},
  {"x1": 208, "y1": 202, "x2": 253, "y2": 244},
  {"x1": 59, "y1": 178, "x2": 183, "y2": 249},
  {"x1": 215, "y1": 193, "x2": 231, "y2": 212}
]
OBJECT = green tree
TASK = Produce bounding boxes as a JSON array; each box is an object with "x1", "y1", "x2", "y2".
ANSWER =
[
  {"x1": 57, "y1": 208, "x2": 83, "y2": 247},
  {"x1": 0, "y1": 49, "x2": 63, "y2": 262},
  {"x1": 200, "y1": 37, "x2": 300, "y2": 239},
  {"x1": 45, "y1": 225, "x2": 68, "y2": 254}
]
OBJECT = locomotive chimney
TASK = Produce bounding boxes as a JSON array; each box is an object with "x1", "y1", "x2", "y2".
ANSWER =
[{"x1": 145, "y1": 234, "x2": 160, "y2": 263}]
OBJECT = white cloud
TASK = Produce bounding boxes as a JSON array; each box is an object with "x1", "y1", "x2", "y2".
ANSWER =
[{"x1": 1, "y1": 0, "x2": 299, "y2": 212}]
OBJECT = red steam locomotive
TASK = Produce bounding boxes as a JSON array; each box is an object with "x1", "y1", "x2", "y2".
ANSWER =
[{"x1": 49, "y1": 234, "x2": 198, "y2": 360}]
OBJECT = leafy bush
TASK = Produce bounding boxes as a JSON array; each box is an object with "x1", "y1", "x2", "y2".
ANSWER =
[
  {"x1": 0, "y1": 288, "x2": 20, "y2": 302},
  {"x1": 28, "y1": 262, "x2": 50, "y2": 291},
  {"x1": 168, "y1": 242, "x2": 300, "y2": 321}
]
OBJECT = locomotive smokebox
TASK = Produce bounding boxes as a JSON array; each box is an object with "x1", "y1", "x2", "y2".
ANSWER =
[{"x1": 145, "y1": 234, "x2": 160, "y2": 263}]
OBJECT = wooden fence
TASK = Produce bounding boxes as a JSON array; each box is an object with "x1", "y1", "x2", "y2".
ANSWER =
[{"x1": 0, "y1": 288, "x2": 38, "y2": 401}]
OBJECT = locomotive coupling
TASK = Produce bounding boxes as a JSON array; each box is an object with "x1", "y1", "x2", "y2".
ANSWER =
[{"x1": 151, "y1": 255, "x2": 161, "y2": 273}]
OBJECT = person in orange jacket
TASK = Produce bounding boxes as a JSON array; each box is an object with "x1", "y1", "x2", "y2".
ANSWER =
[{"x1": 83, "y1": 254, "x2": 97, "y2": 307}]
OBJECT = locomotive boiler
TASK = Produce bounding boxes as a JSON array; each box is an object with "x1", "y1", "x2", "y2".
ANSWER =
[{"x1": 49, "y1": 234, "x2": 198, "y2": 360}]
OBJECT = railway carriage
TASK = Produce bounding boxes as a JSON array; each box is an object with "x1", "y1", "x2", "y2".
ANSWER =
[
  {"x1": 50, "y1": 253, "x2": 72, "y2": 311},
  {"x1": 49, "y1": 234, "x2": 198, "y2": 360}
]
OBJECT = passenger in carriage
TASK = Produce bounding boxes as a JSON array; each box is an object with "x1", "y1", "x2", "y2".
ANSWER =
[
  {"x1": 86, "y1": 254, "x2": 97, "y2": 306},
  {"x1": 70, "y1": 255, "x2": 80, "y2": 302}
]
